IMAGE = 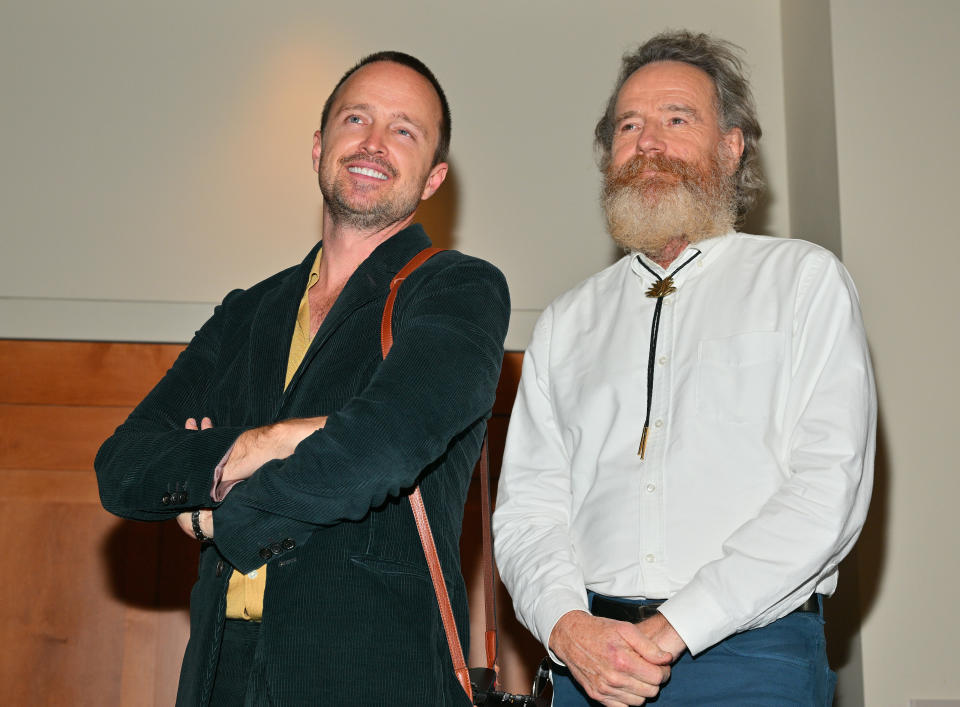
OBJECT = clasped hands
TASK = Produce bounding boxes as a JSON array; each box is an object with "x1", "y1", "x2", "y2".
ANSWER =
[
  {"x1": 175, "y1": 415, "x2": 327, "y2": 542},
  {"x1": 549, "y1": 609, "x2": 687, "y2": 706}
]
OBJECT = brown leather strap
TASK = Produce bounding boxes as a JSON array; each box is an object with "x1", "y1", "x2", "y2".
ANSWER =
[
  {"x1": 478, "y1": 436, "x2": 500, "y2": 683},
  {"x1": 379, "y1": 246, "x2": 473, "y2": 702},
  {"x1": 380, "y1": 247, "x2": 443, "y2": 357},
  {"x1": 408, "y1": 487, "x2": 473, "y2": 698}
]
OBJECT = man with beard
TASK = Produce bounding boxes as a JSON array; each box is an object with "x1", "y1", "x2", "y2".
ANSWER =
[
  {"x1": 96, "y1": 51, "x2": 509, "y2": 705},
  {"x1": 493, "y1": 31, "x2": 874, "y2": 706}
]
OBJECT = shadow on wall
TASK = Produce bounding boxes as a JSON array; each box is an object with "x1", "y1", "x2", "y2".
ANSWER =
[
  {"x1": 101, "y1": 517, "x2": 196, "y2": 609},
  {"x1": 824, "y1": 404, "x2": 889, "y2": 703},
  {"x1": 416, "y1": 160, "x2": 462, "y2": 251}
]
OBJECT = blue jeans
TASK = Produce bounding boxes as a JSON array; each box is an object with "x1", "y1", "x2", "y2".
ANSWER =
[{"x1": 551, "y1": 595, "x2": 836, "y2": 706}]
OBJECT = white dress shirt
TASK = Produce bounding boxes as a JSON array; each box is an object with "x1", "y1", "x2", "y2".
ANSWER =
[{"x1": 493, "y1": 232, "x2": 875, "y2": 655}]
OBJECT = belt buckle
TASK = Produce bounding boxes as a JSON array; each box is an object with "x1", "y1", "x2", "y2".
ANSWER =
[{"x1": 635, "y1": 604, "x2": 661, "y2": 622}]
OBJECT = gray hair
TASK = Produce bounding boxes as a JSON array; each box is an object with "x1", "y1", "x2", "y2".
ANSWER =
[{"x1": 595, "y1": 30, "x2": 764, "y2": 225}]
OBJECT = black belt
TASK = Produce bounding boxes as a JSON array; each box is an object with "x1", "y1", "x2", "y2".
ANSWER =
[{"x1": 592, "y1": 594, "x2": 821, "y2": 623}]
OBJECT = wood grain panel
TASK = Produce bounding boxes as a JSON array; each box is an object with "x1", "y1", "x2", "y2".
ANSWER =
[
  {"x1": 493, "y1": 351, "x2": 523, "y2": 416},
  {"x1": 0, "y1": 468, "x2": 102, "y2": 504},
  {"x1": 0, "y1": 339, "x2": 182, "y2": 406},
  {"x1": 0, "y1": 403, "x2": 130, "y2": 470}
]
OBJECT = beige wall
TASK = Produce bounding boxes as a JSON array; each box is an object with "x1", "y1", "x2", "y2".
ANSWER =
[
  {"x1": 830, "y1": 1, "x2": 960, "y2": 704},
  {"x1": 0, "y1": 1, "x2": 788, "y2": 349}
]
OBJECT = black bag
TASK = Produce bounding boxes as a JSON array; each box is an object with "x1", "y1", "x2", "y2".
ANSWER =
[{"x1": 470, "y1": 659, "x2": 551, "y2": 706}]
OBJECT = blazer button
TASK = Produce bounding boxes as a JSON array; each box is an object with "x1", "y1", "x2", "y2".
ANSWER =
[
  {"x1": 216, "y1": 560, "x2": 225, "y2": 577},
  {"x1": 270, "y1": 542, "x2": 283, "y2": 555},
  {"x1": 282, "y1": 538, "x2": 296, "y2": 550},
  {"x1": 258, "y1": 548, "x2": 273, "y2": 561},
  {"x1": 162, "y1": 493, "x2": 171, "y2": 505},
  {"x1": 180, "y1": 491, "x2": 189, "y2": 503}
]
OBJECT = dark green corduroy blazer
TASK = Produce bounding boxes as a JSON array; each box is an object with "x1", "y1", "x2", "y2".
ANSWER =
[{"x1": 95, "y1": 225, "x2": 510, "y2": 705}]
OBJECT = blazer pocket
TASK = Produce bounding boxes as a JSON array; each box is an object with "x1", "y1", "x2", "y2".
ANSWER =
[
  {"x1": 350, "y1": 554, "x2": 431, "y2": 582},
  {"x1": 696, "y1": 331, "x2": 784, "y2": 423}
]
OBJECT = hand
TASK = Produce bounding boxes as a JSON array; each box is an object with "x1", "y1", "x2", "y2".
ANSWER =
[
  {"x1": 177, "y1": 417, "x2": 216, "y2": 540},
  {"x1": 220, "y1": 416, "x2": 328, "y2": 484},
  {"x1": 185, "y1": 416, "x2": 213, "y2": 432},
  {"x1": 636, "y1": 612, "x2": 687, "y2": 661},
  {"x1": 549, "y1": 610, "x2": 673, "y2": 706}
]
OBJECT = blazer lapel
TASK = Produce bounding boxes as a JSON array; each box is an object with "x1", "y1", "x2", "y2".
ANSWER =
[
  {"x1": 245, "y1": 241, "x2": 322, "y2": 424},
  {"x1": 278, "y1": 224, "x2": 432, "y2": 411}
]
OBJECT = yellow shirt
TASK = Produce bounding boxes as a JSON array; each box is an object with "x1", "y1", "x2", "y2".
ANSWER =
[{"x1": 224, "y1": 248, "x2": 322, "y2": 620}]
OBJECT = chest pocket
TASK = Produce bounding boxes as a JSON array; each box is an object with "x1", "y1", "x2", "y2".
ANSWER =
[{"x1": 696, "y1": 331, "x2": 784, "y2": 423}]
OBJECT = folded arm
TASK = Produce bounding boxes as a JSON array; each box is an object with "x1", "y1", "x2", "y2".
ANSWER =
[{"x1": 212, "y1": 258, "x2": 510, "y2": 572}]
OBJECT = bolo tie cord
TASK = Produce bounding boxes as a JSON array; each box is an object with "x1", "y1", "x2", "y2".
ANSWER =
[{"x1": 636, "y1": 249, "x2": 701, "y2": 458}]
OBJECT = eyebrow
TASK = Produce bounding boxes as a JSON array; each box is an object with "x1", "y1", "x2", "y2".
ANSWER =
[
  {"x1": 338, "y1": 104, "x2": 430, "y2": 137},
  {"x1": 613, "y1": 104, "x2": 701, "y2": 124},
  {"x1": 661, "y1": 103, "x2": 699, "y2": 118}
]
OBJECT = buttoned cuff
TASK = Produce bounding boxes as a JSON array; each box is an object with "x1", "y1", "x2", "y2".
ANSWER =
[{"x1": 657, "y1": 584, "x2": 735, "y2": 656}]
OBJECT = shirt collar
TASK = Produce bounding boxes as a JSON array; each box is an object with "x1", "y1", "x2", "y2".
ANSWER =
[{"x1": 629, "y1": 230, "x2": 736, "y2": 282}]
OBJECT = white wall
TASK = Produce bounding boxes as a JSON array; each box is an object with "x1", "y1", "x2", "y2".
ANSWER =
[
  {"x1": 0, "y1": 1, "x2": 788, "y2": 349},
  {"x1": 830, "y1": 1, "x2": 960, "y2": 704}
]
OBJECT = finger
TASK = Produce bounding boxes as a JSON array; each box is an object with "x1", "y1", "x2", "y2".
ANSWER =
[
  {"x1": 620, "y1": 623, "x2": 674, "y2": 668},
  {"x1": 185, "y1": 418, "x2": 198, "y2": 430},
  {"x1": 200, "y1": 416, "x2": 213, "y2": 430},
  {"x1": 569, "y1": 663, "x2": 654, "y2": 707}
]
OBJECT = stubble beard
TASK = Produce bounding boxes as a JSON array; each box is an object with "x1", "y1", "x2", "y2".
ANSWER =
[
  {"x1": 319, "y1": 153, "x2": 427, "y2": 232},
  {"x1": 601, "y1": 148, "x2": 737, "y2": 261}
]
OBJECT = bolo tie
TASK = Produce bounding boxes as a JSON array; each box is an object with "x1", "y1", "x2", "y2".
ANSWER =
[{"x1": 636, "y1": 249, "x2": 701, "y2": 458}]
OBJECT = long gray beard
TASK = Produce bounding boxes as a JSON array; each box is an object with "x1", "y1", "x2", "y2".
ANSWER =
[{"x1": 602, "y1": 152, "x2": 736, "y2": 259}]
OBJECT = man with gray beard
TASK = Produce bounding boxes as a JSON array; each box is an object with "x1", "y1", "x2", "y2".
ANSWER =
[{"x1": 494, "y1": 31, "x2": 875, "y2": 706}]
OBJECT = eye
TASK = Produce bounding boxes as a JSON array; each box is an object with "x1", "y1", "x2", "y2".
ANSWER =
[
  {"x1": 396, "y1": 128, "x2": 412, "y2": 138},
  {"x1": 346, "y1": 115, "x2": 363, "y2": 124},
  {"x1": 668, "y1": 116, "x2": 687, "y2": 125},
  {"x1": 619, "y1": 122, "x2": 639, "y2": 132}
]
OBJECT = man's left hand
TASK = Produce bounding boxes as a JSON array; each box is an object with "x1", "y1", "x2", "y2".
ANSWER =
[{"x1": 638, "y1": 612, "x2": 687, "y2": 660}]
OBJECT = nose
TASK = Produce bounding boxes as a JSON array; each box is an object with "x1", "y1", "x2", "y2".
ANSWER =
[
  {"x1": 636, "y1": 122, "x2": 665, "y2": 155},
  {"x1": 359, "y1": 125, "x2": 387, "y2": 156}
]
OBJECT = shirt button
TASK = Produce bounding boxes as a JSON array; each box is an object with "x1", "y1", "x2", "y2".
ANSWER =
[
  {"x1": 247, "y1": 570, "x2": 259, "y2": 579},
  {"x1": 654, "y1": 419, "x2": 663, "y2": 428},
  {"x1": 646, "y1": 483, "x2": 656, "y2": 493},
  {"x1": 658, "y1": 356, "x2": 668, "y2": 365},
  {"x1": 645, "y1": 554, "x2": 656, "y2": 563}
]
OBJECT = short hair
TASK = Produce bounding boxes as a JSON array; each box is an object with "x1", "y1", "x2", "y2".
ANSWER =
[
  {"x1": 320, "y1": 51, "x2": 451, "y2": 166},
  {"x1": 595, "y1": 30, "x2": 764, "y2": 224}
]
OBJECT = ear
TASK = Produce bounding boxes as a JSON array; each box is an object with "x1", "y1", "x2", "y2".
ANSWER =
[
  {"x1": 312, "y1": 130, "x2": 322, "y2": 173},
  {"x1": 419, "y1": 162, "x2": 448, "y2": 201},
  {"x1": 721, "y1": 127, "x2": 745, "y2": 174}
]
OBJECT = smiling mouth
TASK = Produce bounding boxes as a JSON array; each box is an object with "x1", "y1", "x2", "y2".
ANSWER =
[{"x1": 347, "y1": 166, "x2": 388, "y2": 181}]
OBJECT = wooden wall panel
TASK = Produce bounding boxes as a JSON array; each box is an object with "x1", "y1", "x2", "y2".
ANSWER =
[
  {"x1": 0, "y1": 341, "x2": 539, "y2": 704},
  {"x1": 0, "y1": 404, "x2": 130, "y2": 471},
  {"x1": 0, "y1": 340, "x2": 182, "y2": 406}
]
